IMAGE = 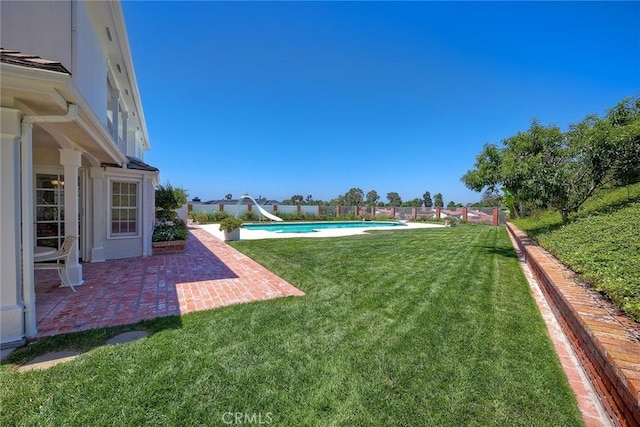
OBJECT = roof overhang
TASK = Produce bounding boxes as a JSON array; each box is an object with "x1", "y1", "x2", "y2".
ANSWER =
[{"x1": 1, "y1": 62, "x2": 127, "y2": 166}]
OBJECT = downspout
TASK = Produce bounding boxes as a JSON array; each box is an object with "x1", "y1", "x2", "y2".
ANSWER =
[{"x1": 21, "y1": 103, "x2": 79, "y2": 338}]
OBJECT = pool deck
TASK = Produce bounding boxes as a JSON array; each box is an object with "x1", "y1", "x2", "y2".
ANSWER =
[{"x1": 200, "y1": 221, "x2": 444, "y2": 240}]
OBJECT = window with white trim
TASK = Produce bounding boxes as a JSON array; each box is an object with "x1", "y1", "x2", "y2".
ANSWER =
[{"x1": 110, "y1": 180, "x2": 139, "y2": 237}]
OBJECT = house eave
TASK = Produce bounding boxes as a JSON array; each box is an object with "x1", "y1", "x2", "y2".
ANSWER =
[{"x1": 1, "y1": 62, "x2": 127, "y2": 166}]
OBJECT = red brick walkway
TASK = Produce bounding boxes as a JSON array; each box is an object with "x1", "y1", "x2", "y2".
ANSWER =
[{"x1": 35, "y1": 227, "x2": 304, "y2": 338}]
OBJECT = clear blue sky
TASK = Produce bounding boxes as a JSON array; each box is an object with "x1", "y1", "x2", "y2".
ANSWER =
[{"x1": 122, "y1": 1, "x2": 640, "y2": 205}]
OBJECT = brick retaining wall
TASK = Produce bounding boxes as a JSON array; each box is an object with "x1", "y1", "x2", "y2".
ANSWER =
[{"x1": 507, "y1": 223, "x2": 640, "y2": 426}]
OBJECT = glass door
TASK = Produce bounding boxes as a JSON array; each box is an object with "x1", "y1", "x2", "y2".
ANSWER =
[{"x1": 35, "y1": 173, "x2": 65, "y2": 248}]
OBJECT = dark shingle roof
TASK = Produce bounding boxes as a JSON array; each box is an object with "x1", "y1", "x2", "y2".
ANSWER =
[
  {"x1": 0, "y1": 48, "x2": 71, "y2": 74},
  {"x1": 127, "y1": 156, "x2": 158, "y2": 172}
]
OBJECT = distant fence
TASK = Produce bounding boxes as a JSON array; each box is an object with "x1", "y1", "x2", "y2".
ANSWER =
[{"x1": 188, "y1": 203, "x2": 507, "y2": 226}]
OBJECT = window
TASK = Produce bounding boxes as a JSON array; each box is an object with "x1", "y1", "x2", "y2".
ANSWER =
[{"x1": 110, "y1": 180, "x2": 139, "y2": 237}]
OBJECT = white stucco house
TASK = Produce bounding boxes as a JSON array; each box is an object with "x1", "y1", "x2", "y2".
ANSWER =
[{"x1": 1, "y1": 1, "x2": 159, "y2": 348}]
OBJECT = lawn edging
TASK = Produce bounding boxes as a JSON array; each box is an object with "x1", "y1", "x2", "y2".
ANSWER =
[{"x1": 507, "y1": 223, "x2": 640, "y2": 427}]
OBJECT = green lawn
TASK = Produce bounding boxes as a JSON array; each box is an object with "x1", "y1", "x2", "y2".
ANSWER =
[
  {"x1": 1, "y1": 226, "x2": 582, "y2": 426},
  {"x1": 513, "y1": 183, "x2": 640, "y2": 321}
]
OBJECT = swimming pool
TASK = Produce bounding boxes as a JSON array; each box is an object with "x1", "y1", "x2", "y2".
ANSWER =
[{"x1": 243, "y1": 221, "x2": 406, "y2": 233}]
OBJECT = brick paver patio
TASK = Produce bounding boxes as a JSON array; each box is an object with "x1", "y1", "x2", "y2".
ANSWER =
[{"x1": 35, "y1": 227, "x2": 304, "y2": 338}]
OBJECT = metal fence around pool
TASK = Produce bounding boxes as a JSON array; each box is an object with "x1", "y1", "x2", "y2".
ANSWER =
[{"x1": 186, "y1": 203, "x2": 507, "y2": 226}]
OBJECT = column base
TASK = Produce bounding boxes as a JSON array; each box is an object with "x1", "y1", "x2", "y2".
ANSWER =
[
  {"x1": 64, "y1": 263, "x2": 84, "y2": 287},
  {"x1": 0, "y1": 303, "x2": 25, "y2": 347}
]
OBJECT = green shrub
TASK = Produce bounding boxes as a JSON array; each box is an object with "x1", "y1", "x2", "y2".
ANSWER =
[
  {"x1": 444, "y1": 217, "x2": 458, "y2": 226},
  {"x1": 241, "y1": 211, "x2": 257, "y2": 221},
  {"x1": 152, "y1": 221, "x2": 188, "y2": 242},
  {"x1": 208, "y1": 211, "x2": 229, "y2": 222},
  {"x1": 219, "y1": 217, "x2": 244, "y2": 232},
  {"x1": 155, "y1": 182, "x2": 188, "y2": 221},
  {"x1": 277, "y1": 212, "x2": 320, "y2": 221},
  {"x1": 193, "y1": 212, "x2": 209, "y2": 224}
]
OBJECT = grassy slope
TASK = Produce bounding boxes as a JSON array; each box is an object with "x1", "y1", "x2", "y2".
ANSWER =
[
  {"x1": 1, "y1": 227, "x2": 582, "y2": 426},
  {"x1": 513, "y1": 183, "x2": 640, "y2": 321}
]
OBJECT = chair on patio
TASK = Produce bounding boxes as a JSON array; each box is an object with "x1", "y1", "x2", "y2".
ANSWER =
[{"x1": 34, "y1": 235, "x2": 78, "y2": 292}]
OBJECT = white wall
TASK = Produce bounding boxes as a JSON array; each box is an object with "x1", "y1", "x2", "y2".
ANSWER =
[
  {"x1": 189, "y1": 204, "x2": 320, "y2": 217},
  {"x1": 73, "y1": 1, "x2": 108, "y2": 125},
  {"x1": 0, "y1": 1, "x2": 72, "y2": 69},
  {"x1": 176, "y1": 205, "x2": 188, "y2": 221},
  {"x1": 0, "y1": 1, "x2": 108, "y2": 126}
]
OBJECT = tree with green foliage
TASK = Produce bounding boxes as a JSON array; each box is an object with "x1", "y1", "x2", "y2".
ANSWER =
[
  {"x1": 290, "y1": 194, "x2": 304, "y2": 205},
  {"x1": 433, "y1": 193, "x2": 444, "y2": 208},
  {"x1": 342, "y1": 188, "x2": 364, "y2": 206},
  {"x1": 606, "y1": 97, "x2": 640, "y2": 190},
  {"x1": 447, "y1": 201, "x2": 456, "y2": 208},
  {"x1": 305, "y1": 194, "x2": 313, "y2": 204},
  {"x1": 423, "y1": 191, "x2": 433, "y2": 208},
  {"x1": 462, "y1": 96, "x2": 640, "y2": 223},
  {"x1": 386, "y1": 192, "x2": 402, "y2": 207},
  {"x1": 224, "y1": 193, "x2": 232, "y2": 200},
  {"x1": 366, "y1": 190, "x2": 380, "y2": 206},
  {"x1": 472, "y1": 190, "x2": 503, "y2": 208},
  {"x1": 155, "y1": 182, "x2": 189, "y2": 221}
]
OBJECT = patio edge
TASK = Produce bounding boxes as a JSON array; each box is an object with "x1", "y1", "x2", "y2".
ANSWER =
[{"x1": 507, "y1": 223, "x2": 640, "y2": 427}]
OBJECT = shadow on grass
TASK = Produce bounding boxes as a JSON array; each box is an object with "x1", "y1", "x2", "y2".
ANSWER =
[
  {"x1": 2, "y1": 315, "x2": 183, "y2": 367},
  {"x1": 574, "y1": 194, "x2": 640, "y2": 219},
  {"x1": 520, "y1": 222, "x2": 565, "y2": 238},
  {"x1": 481, "y1": 245, "x2": 519, "y2": 259}
]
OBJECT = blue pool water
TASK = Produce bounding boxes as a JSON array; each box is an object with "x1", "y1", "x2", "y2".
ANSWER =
[{"x1": 243, "y1": 221, "x2": 406, "y2": 233}]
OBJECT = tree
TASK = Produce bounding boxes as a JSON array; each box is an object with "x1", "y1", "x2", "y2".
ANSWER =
[
  {"x1": 423, "y1": 191, "x2": 433, "y2": 208},
  {"x1": 408, "y1": 198, "x2": 422, "y2": 207},
  {"x1": 343, "y1": 188, "x2": 364, "y2": 206},
  {"x1": 461, "y1": 143, "x2": 502, "y2": 192},
  {"x1": 434, "y1": 193, "x2": 443, "y2": 208},
  {"x1": 386, "y1": 192, "x2": 402, "y2": 207},
  {"x1": 329, "y1": 196, "x2": 342, "y2": 206},
  {"x1": 606, "y1": 97, "x2": 640, "y2": 190},
  {"x1": 305, "y1": 194, "x2": 313, "y2": 204},
  {"x1": 472, "y1": 189, "x2": 503, "y2": 207},
  {"x1": 156, "y1": 182, "x2": 188, "y2": 221},
  {"x1": 447, "y1": 201, "x2": 456, "y2": 208},
  {"x1": 366, "y1": 190, "x2": 380, "y2": 206},
  {"x1": 290, "y1": 194, "x2": 304, "y2": 205},
  {"x1": 461, "y1": 95, "x2": 640, "y2": 222},
  {"x1": 224, "y1": 193, "x2": 232, "y2": 200}
]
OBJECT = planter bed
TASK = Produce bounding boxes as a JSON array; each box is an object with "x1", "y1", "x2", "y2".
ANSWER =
[{"x1": 152, "y1": 240, "x2": 187, "y2": 255}]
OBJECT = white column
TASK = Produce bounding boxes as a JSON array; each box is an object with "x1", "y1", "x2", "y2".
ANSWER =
[
  {"x1": 0, "y1": 108, "x2": 26, "y2": 347},
  {"x1": 21, "y1": 121, "x2": 37, "y2": 338},
  {"x1": 59, "y1": 149, "x2": 83, "y2": 286},
  {"x1": 142, "y1": 173, "x2": 154, "y2": 257},
  {"x1": 90, "y1": 167, "x2": 106, "y2": 262}
]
